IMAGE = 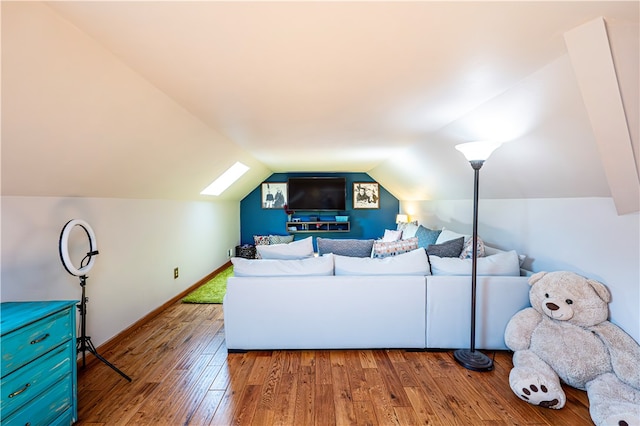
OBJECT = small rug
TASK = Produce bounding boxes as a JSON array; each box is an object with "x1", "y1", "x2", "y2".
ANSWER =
[{"x1": 182, "y1": 265, "x2": 233, "y2": 304}]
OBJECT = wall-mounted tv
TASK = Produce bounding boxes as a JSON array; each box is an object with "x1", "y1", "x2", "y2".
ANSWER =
[{"x1": 287, "y1": 177, "x2": 346, "y2": 211}]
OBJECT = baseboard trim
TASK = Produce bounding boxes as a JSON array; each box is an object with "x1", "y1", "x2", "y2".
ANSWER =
[{"x1": 76, "y1": 260, "x2": 232, "y2": 373}]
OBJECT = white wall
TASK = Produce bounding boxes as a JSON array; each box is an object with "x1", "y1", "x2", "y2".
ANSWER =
[
  {"x1": 1, "y1": 196, "x2": 239, "y2": 347},
  {"x1": 402, "y1": 197, "x2": 640, "y2": 343}
]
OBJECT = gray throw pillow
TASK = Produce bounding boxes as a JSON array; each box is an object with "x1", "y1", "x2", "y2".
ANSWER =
[
  {"x1": 426, "y1": 237, "x2": 464, "y2": 257},
  {"x1": 317, "y1": 238, "x2": 375, "y2": 257}
]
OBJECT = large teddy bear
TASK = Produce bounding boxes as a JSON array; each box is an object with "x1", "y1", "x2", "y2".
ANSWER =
[{"x1": 504, "y1": 271, "x2": 640, "y2": 426}]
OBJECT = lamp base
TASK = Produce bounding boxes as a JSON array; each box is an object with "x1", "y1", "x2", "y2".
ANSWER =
[{"x1": 453, "y1": 349, "x2": 494, "y2": 372}]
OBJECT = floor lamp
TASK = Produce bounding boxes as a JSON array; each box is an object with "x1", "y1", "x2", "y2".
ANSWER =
[{"x1": 453, "y1": 141, "x2": 503, "y2": 372}]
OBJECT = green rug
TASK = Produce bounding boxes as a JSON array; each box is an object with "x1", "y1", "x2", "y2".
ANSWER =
[{"x1": 182, "y1": 265, "x2": 233, "y2": 304}]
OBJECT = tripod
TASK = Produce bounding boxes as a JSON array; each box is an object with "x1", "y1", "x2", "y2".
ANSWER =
[{"x1": 77, "y1": 275, "x2": 131, "y2": 382}]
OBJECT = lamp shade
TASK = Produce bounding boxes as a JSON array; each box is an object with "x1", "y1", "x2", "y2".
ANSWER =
[
  {"x1": 455, "y1": 141, "x2": 503, "y2": 162},
  {"x1": 396, "y1": 214, "x2": 408, "y2": 224}
]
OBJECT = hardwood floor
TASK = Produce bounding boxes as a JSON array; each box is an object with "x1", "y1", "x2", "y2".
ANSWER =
[{"x1": 76, "y1": 301, "x2": 592, "y2": 425}]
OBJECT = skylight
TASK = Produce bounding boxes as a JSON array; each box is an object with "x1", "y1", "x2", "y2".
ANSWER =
[{"x1": 200, "y1": 162, "x2": 249, "y2": 196}]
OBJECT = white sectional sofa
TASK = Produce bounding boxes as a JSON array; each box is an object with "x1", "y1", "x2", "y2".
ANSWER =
[{"x1": 223, "y1": 243, "x2": 532, "y2": 352}]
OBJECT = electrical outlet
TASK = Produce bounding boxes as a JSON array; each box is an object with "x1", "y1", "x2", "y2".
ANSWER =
[
  {"x1": 174, "y1": 267, "x2": 179, "y2": 279},
  {"x1": 227, "y1": 249, "x2": 232, "y2": 257}
]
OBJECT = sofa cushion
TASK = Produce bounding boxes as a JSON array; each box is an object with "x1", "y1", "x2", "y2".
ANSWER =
[
  {"x1": 428, "y1": 250, "x2": 521, "y2": 276},
  {"x1": 231, "y1": 254, "x2": 334, "y2": 276},
  {"x1": 317, "y1": 238, "x2": 375, "y2": 257},
  {"x1": 334, "y1": 248, "x2": 430, "y2": 276},
  {"x1": 372, "y1": 237, "x2": 419, "y2": 258},
  {"x1": 426, "y1": 237, "x2": 464, "y2": 257},
  {"x1": 256, "y1": 236, "x2": 314, "y2": 260},
  {"x1": 485, "y1": 244, "x2": 527, "y2": 267}
]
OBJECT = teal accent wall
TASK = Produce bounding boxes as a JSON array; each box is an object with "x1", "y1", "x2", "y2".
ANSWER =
[{"x1": 240, "y1": 172, "x2": 399, "y2": 247}]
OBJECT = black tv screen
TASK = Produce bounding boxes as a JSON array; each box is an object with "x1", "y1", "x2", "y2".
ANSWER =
[{"x1": 287, "y1": 177, "x2": 346, "y2": 211}]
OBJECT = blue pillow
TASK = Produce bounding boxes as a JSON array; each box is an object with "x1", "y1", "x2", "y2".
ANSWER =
[{"x1": 415, "y1": 225, "x2": 441, "y2": 248}]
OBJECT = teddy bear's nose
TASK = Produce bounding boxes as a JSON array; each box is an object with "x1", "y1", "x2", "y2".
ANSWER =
[{"x1": 546, "y1": 302, "x2": 560, "y2": 311}]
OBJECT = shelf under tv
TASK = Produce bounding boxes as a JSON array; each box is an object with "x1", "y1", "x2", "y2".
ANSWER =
[{"x1": 286, "y1": 221, "x2": 350, "y2": 233}]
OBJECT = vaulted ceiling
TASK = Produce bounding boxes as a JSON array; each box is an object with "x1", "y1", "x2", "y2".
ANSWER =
[{"x1": 2, "y1": 1, "x2": 638, "y2": 209}]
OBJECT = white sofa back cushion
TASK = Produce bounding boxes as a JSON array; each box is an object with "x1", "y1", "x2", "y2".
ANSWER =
[
  {"x1": 255, "y1": 236, "x2": 314, "y2": 259},
  {"x1": 232, "y1": 254, "x2": 334, "y2": 276},
  {"x1": 429, "y1": 250, "x2": 521, "y2": 276},
  {"x1": 334, "y1": 248, "x2": 430, "y2": 276}
]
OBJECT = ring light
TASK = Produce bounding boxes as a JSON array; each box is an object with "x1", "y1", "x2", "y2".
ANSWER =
[
  {"x1": 59, "y1": 219, "x2": 98, "y2": 277},
  {"x1": 58, "y1": 219, "x2": 130, "y2": 381}
]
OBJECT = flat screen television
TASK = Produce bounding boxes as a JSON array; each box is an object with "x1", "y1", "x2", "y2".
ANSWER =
[{"x1": 287, "y1": 177, "x2": 346, "y2": 211}]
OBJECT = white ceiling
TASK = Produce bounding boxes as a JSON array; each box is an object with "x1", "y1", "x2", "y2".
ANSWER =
[{"x1": 1, "y1": 1, "x2": 638, "y2": 203}]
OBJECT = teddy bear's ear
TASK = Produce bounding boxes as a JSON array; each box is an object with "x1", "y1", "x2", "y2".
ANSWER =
[
  {"x1": 528, "y1": 271, "x2": 547, "y2": 286},
  {"x1": 587, "y1": 278, "x2": 611, "y2": 303}
]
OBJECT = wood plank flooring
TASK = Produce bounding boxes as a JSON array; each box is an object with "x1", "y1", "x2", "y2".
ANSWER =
[{"x1": 75, "y1": 301, "x2": 593, "y2": 425}]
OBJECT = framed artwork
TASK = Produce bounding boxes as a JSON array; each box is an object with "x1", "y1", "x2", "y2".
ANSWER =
[
  {"x1": 353, "y1": 182, "x2": 380, "y2": 209},
  {"x1": 261, "y1": 182, "x2": 287, "y2": 209}
]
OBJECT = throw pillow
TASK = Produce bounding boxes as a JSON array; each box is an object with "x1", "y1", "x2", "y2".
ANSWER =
[
  {"x1": 253, "y1": 235, "x2": 271, "y2": 246},
  {"x1": 269, "y1": 234, "x2": 295, "y2": 245},
  {"x1": 334, "y1": 248, "x2": 430, "y2": 276},
  {"x1": 256, "y1": 236, "x2": 314, "y2": 260},
  {"x1": 396, "y1": 220, "x2": 419, "y2": 232},
  {"x1": 415, "y1": 225, "x2": 441, "y2": 248},
  {"x1": 459, "y1": 236, "x2": 486, "y2": 259},
  {"x1": 372, "y1": 237, "x2": 419, "y2": 258},
  {"x1": 426, "y1": 237, "x2": 464, "y2": 257},
  {"x1": 382, "y1": 229, "x2": 403, "y2": 242},
  {"x1": 317, "y1": 238, "x2": 375, "y2": 257},
  {"x1": 435, "y1": 228, "x2": 470, "y2": 244},
  {"x1": 399, "y1": 222, "x2": 420, "y2": 239}
]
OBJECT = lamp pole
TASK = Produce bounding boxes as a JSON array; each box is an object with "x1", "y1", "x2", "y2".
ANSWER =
[{"x1": 453, "y1": 141, "x2": 502, "y2": 372}]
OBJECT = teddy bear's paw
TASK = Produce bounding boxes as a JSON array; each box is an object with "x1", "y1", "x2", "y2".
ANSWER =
[
  {"x1": 517, "y1": 382, "x2": 561, "y2": 408},
  {"x1": 600, "y1": 413, "x2": 640, "y2": 426},
  {"x1": 510, "y1": 371, "x2": 565, "y2": 409}
]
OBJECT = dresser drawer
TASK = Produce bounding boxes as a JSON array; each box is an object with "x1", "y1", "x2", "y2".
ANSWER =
[
  {"x1": 1, "y1": 375, "x2": 74, "y2": 426},
  {"x1": 1, "y1": 307, "x2": 74, "y2": 375},
  {"x1": 1, "y1": 340, "x2": 74, "y2": 420}
]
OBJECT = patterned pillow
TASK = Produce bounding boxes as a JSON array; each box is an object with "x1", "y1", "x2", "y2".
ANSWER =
[
  {"x1": 396, "y1": 221, "x2": 418, "y2": 232},
  {"x1": 317, "y1": 238, "x2": 375, "y2": 257},
  {"x1": 415, "y1": 225, "x2": 441, "y2": 248},
  {"x1": 426, "y1": 237, "x2": 464, "y2": 257},
  {"x1": 372, "y1": 237, "x2": 419, "y2": 258},
  {"x1": 253, "y1": 235, "x2": 271, "y2": 246},
  {"x1": 269, "y1": 234, "x2": 295, "y2": 245},
  {"x1": 397, "y1": 222, "x2": 420, "y2": 238},
  {"x1": 459, "y1": 236, "x2": 485, "y2": 259}
]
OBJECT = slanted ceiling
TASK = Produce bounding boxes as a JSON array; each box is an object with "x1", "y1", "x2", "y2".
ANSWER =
[{"x1": 1, "y1": 1, "x2": 638, "y2": 211}]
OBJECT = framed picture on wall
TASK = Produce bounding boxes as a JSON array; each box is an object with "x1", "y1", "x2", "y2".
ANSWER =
[
  {"x1": 353, "y1": 182, "x2": 380, "y2": 209},
  {"x1": 261, "y1": 182, "x2": 287, "y2": 209}
]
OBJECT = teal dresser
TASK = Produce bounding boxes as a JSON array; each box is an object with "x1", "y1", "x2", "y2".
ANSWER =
[{"x1": 1, "y1": 301, "x2": 78, "y2": 425}]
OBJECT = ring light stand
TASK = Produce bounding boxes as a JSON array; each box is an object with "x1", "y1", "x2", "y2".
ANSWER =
[{"x1": 59, "y1": 219, "x2": 131, "y2": 382}]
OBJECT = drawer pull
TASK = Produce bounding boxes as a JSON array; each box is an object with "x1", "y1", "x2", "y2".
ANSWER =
[
  {"x1": 30, "y1": 333, "x2": 50, "y2": 344},
  {"x1": 8, "y1": 383, "x2": 30, "y2": 398}
]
